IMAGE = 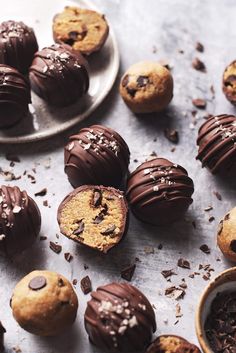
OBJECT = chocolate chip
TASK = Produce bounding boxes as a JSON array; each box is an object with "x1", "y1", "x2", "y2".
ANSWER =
[
  {"x1": 101, "y1": 224, "x2": 116, "y2": 236},
  {"x1": 49, "y1": 241, "x2": 62, "y2": 254},
  {"x1": 177, "y1": 258, "x2": 190, "y2": 269},
  {"x1": 195, "y1": 42, "x2": 204, "y2": 52},
  {"x1": 161, "y1": 269, "x2": 176, "y2": 278},
  {"x1": 93, "y1": 213, "x2": 104, "y2": 224},
  {"x1": 230, "y1": 240, "x2": 236, "y2": 253},
  {"x1": 192, "y1": 98, "x2": 207, "y2": 109},
  {"x1": 58, "y1": 278, "x2": 64, "y2": 287},
  {"x1": 73, "y1": 220, "x2": 84, "y2": 235},
  {"x1": 214, "y1": 191, "x2": 222, "y2": 201},
  {"x1": 121, "y1": 264, "x2": 136, "y2": 281},
  {"x1": 136, "y1": 75, "x2": 149, "y2": 87},
  {"x1": 80, "y1": 275, "x2": 92, "y2": 294},
  {"x1": 64, "y1": 252, "x2": 73, "y2": 262},
  {"x1": 29, "y1": 276, "x2": 47, "y2": 290},
  {"x1": 192, "y1": 57, "x2": 206, "y2": 72},
  {"x1": 224, "y1": 213, "x2": 230, "y2": 221},
  {"x1": 34, "y1": 188, "x2": 47, "y2": 197},
  {"x1": 122, "y1": 74, "x2": 129, "y2": 87},
  {"x1": 92, "y1": 189, "x2": 102, "y2": 207},
  {"x1": 200, "y1": 244, "x2": 211, "y2": 254},
  {"x1": 164, "y1": 128, "x2": 179, "y2": 143},
  {"x1": 126, "y1": 87, "x2": 137, "y2": 97}
]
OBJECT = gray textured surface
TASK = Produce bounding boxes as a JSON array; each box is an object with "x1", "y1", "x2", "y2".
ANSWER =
[{"x1": 0, "y1": 0, "x2": 236, "y2": 352}]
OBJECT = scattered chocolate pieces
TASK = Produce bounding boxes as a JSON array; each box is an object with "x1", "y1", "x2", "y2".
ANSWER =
[
  {"x1": 192, "y1": 57, "x2": 206, "y2": 72},
  {"x1": 73, "y1": 220, "x2": 85, "y2": 236},
  {"x1": 213, "y1": 191, "x2": 222, "y2": 201},
  {"x1": 72, "y1": 279, "x2": 77, "y2": 286},
  {"x1": 192, "y1": 98, "x2": 207, "y2": 109},
  {"x1": 165, "y1": 286, "x2": 186, "y2": 300},
  {"x1": 164, "y1": 128, "x2": 179, "y2": 143},
  {"x1": 121, "y1": 264, "x2": 136, "y2": 281},
  {"x1": 200, "y1": 244, "x2": 211, "y2": 254},
  {"x1": 177, "y1": 258, "x2": 190, "y2": 269},
  {"x1": 92, "y1": 189, "x2": 102, "y2": 207},
  {"x1": 195, "y1": 41, "x2": 204, "y2": 52},
  {"x1": 161, "y1": 269, "x2": 176, "y2": 279},
  {"x1": 29, "y1": 276, "x2": 47, "y2": 290},
  {"x1": 64, "y1": 252, "x2": 73, "y2": 262},
  {"x1": 34, "y1": 188, "x2": 47, "y2": 197},
  {"x1": 80, "y1": 275, "x2": 92, "y2": 294},
  {"x1": 49, "y1": 241, "x2": 62, "y2": 254},
  {"x1": 208, "y1": 216, "x2": 215, "y2": 222},
  {"x1": 204, "y1": 206, "x2": 213, "y2": 212}
]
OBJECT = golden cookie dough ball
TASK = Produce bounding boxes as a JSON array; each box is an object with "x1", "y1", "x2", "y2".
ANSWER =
[
  {"x1": 11, "y1": 270, "x2": 78, "y2": 336},
  {"x1": 222, "y1": 60, "x2": 236, "y2": 105},
  {"x1": 119, "y1": 61, "x2": 173, "y2": 113},
  {"x1": 217, "y1": 207, "x2": 236, "y2": 262}
]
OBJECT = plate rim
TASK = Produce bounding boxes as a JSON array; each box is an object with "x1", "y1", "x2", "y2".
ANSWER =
[{"x1": 0, "y1": 0, "x2": 120, "y2": 144}]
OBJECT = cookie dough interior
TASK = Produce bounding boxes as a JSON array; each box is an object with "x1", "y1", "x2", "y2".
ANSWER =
[{"x1": 59, "y1": 188, "x2": 124, "y2": 252}]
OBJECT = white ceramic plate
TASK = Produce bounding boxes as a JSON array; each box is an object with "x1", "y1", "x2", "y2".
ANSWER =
[{"x1": 0, "y1": 0, "x2": 119, "y2": 143}]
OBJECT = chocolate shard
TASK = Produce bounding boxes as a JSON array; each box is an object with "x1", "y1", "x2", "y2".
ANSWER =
[
  {"x1": 93, "y1": 190, "x2": 102, "y2": 207},
  {"x1": 34, "y1": 188, "x2": 47, "y2": 197},
  {"x1": 192, "y1": 57, "x2": 206, "y2": 72},
  {"x1": 161, "y1": 269, "x2": 176, "y2": 278},
  {"x1": 49, "y1": 241, "x2": 62, "y2": 254},
  {"x1": 192, "y1": 98, "x2": 207, "y2": 109},
  {"x1": 80, "y1": 275, "x2": 92, "y2": 294},
  {"x1": 121, "y1": 264, "x2": 136, "y2": 281},
  {"x1": 101, "y1": 224, "x2": 116, "y2": 236},
  {"x1": 164, "y1": 128, "x2": 179, "y2": 143},
  {"x1": 64, "y1": 252, "x2": 73, "y2": 262},
  {"x1": 200, "y1": 244, "x2": 211, "y2": 254},
  {"x1": 73, "y1": 220, "x2": 84, "y2": 235},
  {"x1": 195, "y1": 41, "x2": 204, "y2": 52},
  {"x1": 177, "y1": 258, "x2": 190, "y2": 269},
  {"x1": 93, "y1": 213, "x2": 104, "y2": 224}
]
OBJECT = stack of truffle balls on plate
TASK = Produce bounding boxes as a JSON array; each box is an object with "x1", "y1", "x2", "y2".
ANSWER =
[{"x1": 0, "y1": 4, "x2": 112, "y2": 128}]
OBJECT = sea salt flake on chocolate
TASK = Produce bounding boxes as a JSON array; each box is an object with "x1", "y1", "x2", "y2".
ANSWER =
[{"x1": 12, "y1": 205, "x2": 21, "y2": 213}]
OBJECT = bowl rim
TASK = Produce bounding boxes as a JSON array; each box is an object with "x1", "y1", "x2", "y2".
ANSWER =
[{"x1": 195, "y1": 266, "x2": 236, "y2": 353}]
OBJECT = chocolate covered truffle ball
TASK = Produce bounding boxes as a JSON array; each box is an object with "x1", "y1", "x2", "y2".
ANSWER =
[
  {"x1": 64, "y1": 125, "x2": 130, "y2": 188},
  {"x1": 0, "y1": 21, "x2": 38, "y2": 74},
  {"x1": 119, "y1": 61, "x2": 173, "y2": 113},
  {"x1": 126, "y1": 158, "x2": 194, "y2": 225},
  {"x1": 217, "y1": 207, "x2": 236, "y2": 262},
  {"x1": 84, "y1": 282, "x2": 156, "y2": 352},
  {"x1": 196, "y1": 114, "x2": 236, "y2": 174},
  {"x1": 0, "y1": 185, "x2": 41, "y2": 256},
  {"x1": 57, "y1": 185, "x2": 128, "y2": 253},
  {"x1": 223, "y1": 60, "x2": 236, "y2": 105},
  {"x1": 146, "y1": 335, "x2": 201, "y2": 353},
  {"x1": 11, "y1": 270, "x2": 78, "y2": 336},
  {"x1": 29, "y1": 44, "x2": 89, "y2": 107},
  {"x1": 0, "y1": 65, "x2": 31, "y2": 128}
]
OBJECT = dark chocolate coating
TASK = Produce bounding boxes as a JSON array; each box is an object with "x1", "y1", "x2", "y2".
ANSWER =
[
  {"x1": 0, "y1": 64, "x2": 31, "y2": 128},
  {"x1": 0, "y1": 185, "x2": 41, "y2": 256},
  {"x1": 196, "y1": 114, "x2": 236, "y2": 174},
  {"x1": 84, "y1": 282, "x2": 156, "y2": 352},
  {"x1": 126, "y1": 158, "x2": 194, "y2": 225},
  {"x1": 0, "y1": 322, "x2": 5, "y2": 353},
  {"x1": 64, "y1": 125, "x2": 130, "y2": 188},
  {"x1": 29, "y1": 44, "x2": 89, "y2": 107},
  {"x1": 0, "y1": 21, "x2": 38, "y2": 74},
  {"x1": 146, "y1": 335, "x2": 201, "y2": 353}
]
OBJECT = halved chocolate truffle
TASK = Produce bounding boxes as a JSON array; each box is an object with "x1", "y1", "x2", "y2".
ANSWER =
[
  {"x1": 196, "y1": 114, "x2": 236, "y2": 174},
  {"x1": 0, "y1": 64, "x2": 31, "y2": 128},
  {"x1": 146, "y1": 335, "x2": 201, "y2": 353},
  {"x1": 84, "y1": 282, "x2": 156, "y2": 352},
  {"x1": 29, "y1": 44, "x2": 89, "y2": 107},
  {"x1": 57, "y1": 185, "x2": 128, "y2": 253},
  {"x1": 64, "y1": 125, "x2": 130, "y2": 188},
  {"x1": 223, "y1": 60, "x2": 236, "y2": 105},
  {"x1": 126, "y1": 158, "x2": 194, "y2": 225},
  {"x1": 0, "y1": 21, "x2": 38, "y2": 74},
  {"x1": 0, "y1": 185, "x2": 41, "y2": 256}
]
